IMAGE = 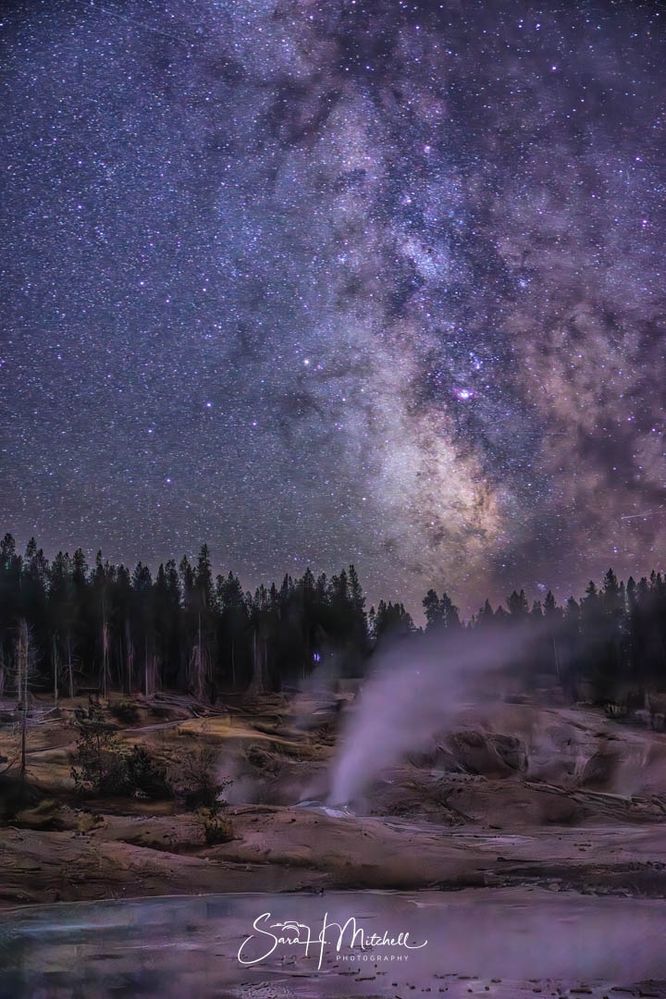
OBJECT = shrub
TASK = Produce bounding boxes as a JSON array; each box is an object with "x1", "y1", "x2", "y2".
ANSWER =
[
  {"x1": 109, "y1": 700, "x2": 140, "y2": 725},
  {"x1": 71, "y1": 709, "x2": 172, "y2": 799},
  {"x1": 71, "y1": 708, "x2": 128, "y2": 796},
  {"x1": 124, "y1": 745, "x2": 173, "y2": 799},
  {"x1": 0, "y1": 775, "x2": 43, "y2": 821},
  {"x1": 202, "y1": 810, "x2": 233, "y2": 846},
  {"x1": 178, "y1": 745, "x2": 229, "y2": 811}
]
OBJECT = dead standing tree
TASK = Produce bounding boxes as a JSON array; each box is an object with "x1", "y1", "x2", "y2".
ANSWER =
[
  {"x1": 189, "y1": 613, "x2": 211, "y2": 701},
  {"x1": 101, "y1": 613, "x2": 110, "y2": 699},
  {"x1": 15, "y1": 618, "x2": 35, "y2": 780},
  {"x1": 250, "y1": 626, "x2": 268, "y2": 696},
  {"x1": 52, "y1": 634, "x2": 59, "y2": 707},
  {"x1": 143, "y1": 635, "x2": 158, "y2": 698},
  {"x1": 64, "y1": 631, "x2": 75, "y2": 699},
  {"x1": 248, "y1": 585, "x2": 272, "y2": 697},
  {"x1": 124, "y1": 619, "x2": 135, "y2": 695}
]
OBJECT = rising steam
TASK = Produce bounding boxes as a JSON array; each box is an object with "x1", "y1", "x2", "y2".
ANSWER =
[{"x1": 328, "y1": 622, "x2": 541, "y2": 805}]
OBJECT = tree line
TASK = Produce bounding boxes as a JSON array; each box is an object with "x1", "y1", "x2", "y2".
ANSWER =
[{"x1": 0, "y1": 532, "x2": 664, "y2": 704}]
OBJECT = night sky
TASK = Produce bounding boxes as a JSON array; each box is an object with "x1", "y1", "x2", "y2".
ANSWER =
[{"x1": 2, "y1": 0, "x2": 665, "y2": 614}]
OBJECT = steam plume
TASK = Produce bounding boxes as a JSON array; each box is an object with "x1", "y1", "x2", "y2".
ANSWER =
[{"x1": 328, "y1": 622, "x2": 541, "y2": 805}]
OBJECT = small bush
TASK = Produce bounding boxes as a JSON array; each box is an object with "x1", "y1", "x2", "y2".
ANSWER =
[
  {"x1": 246, "y1": 744, "x2": 279, "y2": 773},
  {"x1": 178, "y1": 745, "x2": 229, "y2": 811},
  {"x1": 124, "y1": 745, "x2": 173, "y2": 799},
  {"x1": 71, "y1": 708, "x2": 128, "y2": 796},
  {"x1": 109, "y1": 700, "x2": 140, "y2": 725},
  {"x1": 0, "y1": 775, "x2": 43, "y2": 821},
  {"x1": 202, "y1": 810, "x2": 233, "y2": 845},
  {"x1": 71, "y1": 709, "x2": 172, "y2": 799}
]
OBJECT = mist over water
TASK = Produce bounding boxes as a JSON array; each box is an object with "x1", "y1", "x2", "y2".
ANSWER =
[{"x1": 328, "y1": 623, "x2": 540, "y2": 805}]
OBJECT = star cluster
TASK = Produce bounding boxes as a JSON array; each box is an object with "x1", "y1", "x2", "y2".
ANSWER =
[{"x1": 1, "y1": 0, "x2": 664, "y2": 612}]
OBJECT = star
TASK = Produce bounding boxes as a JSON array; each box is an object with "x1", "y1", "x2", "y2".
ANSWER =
[{"x1": 0, "y1": 0, "x2": 663, "y2": 615}]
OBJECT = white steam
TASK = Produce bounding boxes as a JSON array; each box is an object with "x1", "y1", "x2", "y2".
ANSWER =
[{"x1": 328, "y1": 623, "x2": 539, "y2": 805}]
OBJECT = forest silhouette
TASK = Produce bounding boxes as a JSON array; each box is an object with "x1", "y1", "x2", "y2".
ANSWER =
[{"x1": 1, "y1": 532, "x2": 664, "y2": 708}]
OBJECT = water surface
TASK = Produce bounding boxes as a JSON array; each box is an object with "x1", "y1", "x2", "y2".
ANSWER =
[{"x1": 1, "y1": 888, "x2": 665, "y2": 997}]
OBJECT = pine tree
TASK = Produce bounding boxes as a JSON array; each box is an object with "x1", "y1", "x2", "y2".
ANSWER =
[
  {"x1": 374, "y1": 600, "x2": 415, "y2": 640},
  {"x1": 440, "y1": 592, "x2": 460, "y2": 629},
  {"x1": 422, "y1": 589, "x2": 442, "y2": 629},
  {"x1": 507, "y1": 589, "x2": 529, "y2": 618}
]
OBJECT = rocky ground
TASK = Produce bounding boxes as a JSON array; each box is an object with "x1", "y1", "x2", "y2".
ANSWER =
[
  {"x1": 2, "y1": 689, "x2": 666, "y2": 994},
  {"x1": 2, "y1": 689, "x2": 666, "y2": 906}
]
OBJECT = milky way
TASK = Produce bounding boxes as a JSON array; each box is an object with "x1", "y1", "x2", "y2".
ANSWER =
[{"x1": 1, "y1": 0, "x2": 665, "y2": 613}]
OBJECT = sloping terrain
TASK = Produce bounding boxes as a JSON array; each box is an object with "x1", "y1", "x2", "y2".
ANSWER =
[{"x1": 2, "y1": 691, "x2": 666, "y2": 908}]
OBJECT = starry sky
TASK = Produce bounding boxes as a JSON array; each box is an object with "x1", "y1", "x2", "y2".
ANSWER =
[{"x1": 1, "y1": 0, "x2": 665, "y2": 614}]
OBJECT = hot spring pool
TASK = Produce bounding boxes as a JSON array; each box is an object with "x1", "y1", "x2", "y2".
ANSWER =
[{"x1": 1, "y1": 888, "x2": 665, "y2": 997}]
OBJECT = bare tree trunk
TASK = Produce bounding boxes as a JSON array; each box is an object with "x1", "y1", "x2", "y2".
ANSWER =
[
  {"x1": 125, "y1": 620, "x2": 134, "y2": 694},
  {"x1": 144, "y1": 638, "x2": 155, "y2": 696},
  {"x1": 189, "y1": 614, "x2": 205, "y2": 700},
  {"x1": 197, "y1": 614, "x2": 203, "y2": 699},
  {"x1": 17, "y1": 619, "x2": 30, "y2": 780},
  {"x1": 66, "y1": 633, "x2": 74, "y2": 699},
  {"x1": 16, "y1": 631, "x2": 23, "y2": 708},
  {"x1": 100, "y1": 601, "x2": 110, "y2": 699},
  {"x1": 52, "y1": 634, "x2": 59, "y2": 707},
  {"x1": 149, "y1": 654, "x2": 159, "y2": 695},
  {"x1": 20, "y1": 700, "x2": 26, "y2": 778},
  {"x1": 250, "y1": 628, "x2": 265, "y2": 695}
]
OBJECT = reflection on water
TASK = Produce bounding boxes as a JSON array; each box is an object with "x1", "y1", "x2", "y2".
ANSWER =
[{"x1": 1, "y1": 889, "x2": 666, "y2": 998}]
